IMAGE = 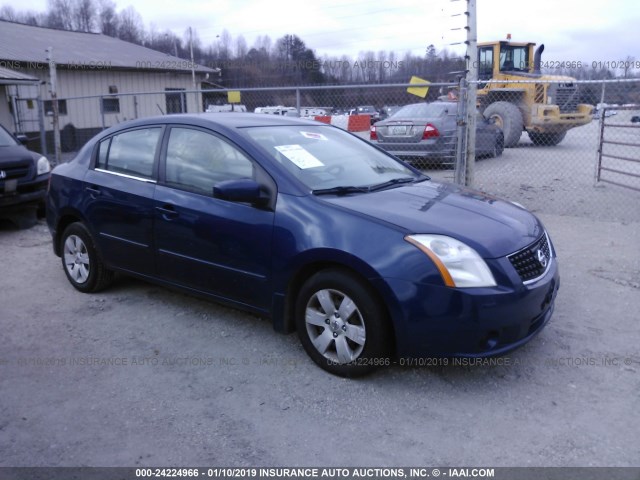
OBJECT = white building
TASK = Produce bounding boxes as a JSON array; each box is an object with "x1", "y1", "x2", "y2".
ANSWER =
[{"x1": 0, "y1": 20, "x2": 217, "y2": 153}]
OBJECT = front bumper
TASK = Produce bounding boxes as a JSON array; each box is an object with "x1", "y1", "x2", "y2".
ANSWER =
[
  {"x1": 528, "y1": 104, "x2": 593, "y2": 133},
  {"x1": 378, "y1": 258, "x2": 559, "y2": 359},
  {"x1": 0, "y1": 175, "x2": 48, "y2": 210}
]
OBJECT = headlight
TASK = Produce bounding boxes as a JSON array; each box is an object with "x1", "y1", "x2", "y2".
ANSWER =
[
  {"x1": 37, "y1": 156, "x2": 51, "y2": 176},
  {"x1": 405, "y1": 234, "x2": 497, "y2": 288}
]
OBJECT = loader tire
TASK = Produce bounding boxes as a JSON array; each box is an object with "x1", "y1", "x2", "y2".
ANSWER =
[
  {"x1": 528, "y1": 131, "x2": 567, "y2": 146},
  {"x1": 484, "y1": 102, "x2": 524, "y2": 148}
]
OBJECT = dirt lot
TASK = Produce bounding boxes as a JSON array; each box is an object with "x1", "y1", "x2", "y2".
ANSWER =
[
  {"x1": 0, "y1": 208, "x2": 638, "y2": 467},
  {"x1": 1, "y1": 113, "x2": 639, "y2": 468},
  {"x1": 422, "y1": 111, "x2": 640, "y2": 224}
]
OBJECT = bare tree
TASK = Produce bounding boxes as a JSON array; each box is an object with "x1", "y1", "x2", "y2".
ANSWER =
[
  {"x1": 377, "y1": 50, "x2": 388, "y2": 83},
  {"x1": 117, "y1": 5, "x2": 144, "y2": 44},
  {"x1": 46, "y1": 0, "x2": 73, "y2": 29},
  {"x1": 0, "y1": 5, "x2": 45, "y2": 25},
  {"x1": 623, "y1": 55, "x2": 636, "y2": 79},
  {"x1": 217, "y1": 29, "x2": 232, "y2": 60},
  {"x1": 235, "y1": 35, "x2": 248, "y2": 59},
  {"x1": 0, "y1": 5, "x2": 17, "y2": 21},
  {"x1": 97, "y1": 0, "x2": 118, "y2": 36},
  {"x1": 73, "y1": 0, "x2": 95, "y2": 32},
  {"x1": 253, "y1": 35, "x2": 272, "y2": 55}
]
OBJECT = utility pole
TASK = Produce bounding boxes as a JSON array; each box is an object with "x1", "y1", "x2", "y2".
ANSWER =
[
  {"x1": 46, "y1": 47, "x2": 61, "y2": 165},
  {"x1": 189, "y1": 27, "x2": 198, "y2": 113},
  {"x1": 464, "y1": 0, "x2": 478, "y2": 187}
]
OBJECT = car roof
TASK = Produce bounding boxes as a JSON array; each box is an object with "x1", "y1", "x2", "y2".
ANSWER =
[{"x1": 115, "y1": 112, "x2": 323, "y2": 130}]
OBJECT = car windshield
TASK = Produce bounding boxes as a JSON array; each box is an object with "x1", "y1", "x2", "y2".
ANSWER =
[
  {"x1": 393, "y1": 103, "x2": 453, "y2": 119},
  {"x1": 243, "y1": 125, "x2": 423, "y2": 192},
  {"x1": 0, "y1": 126, "x2": 19, "y2": 147}
]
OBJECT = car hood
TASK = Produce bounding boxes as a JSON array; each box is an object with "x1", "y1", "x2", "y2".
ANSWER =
[
  {"x1": 322, "y1": 181, "x2": 544, "y2": 258},
  {"x1": 0, "y1": 145, "x2": 37, "y2": 165}
]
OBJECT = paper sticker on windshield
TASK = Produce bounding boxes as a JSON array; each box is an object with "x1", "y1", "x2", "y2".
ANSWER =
[
  {"x1": 300, "y1": 131, "x2": 328, "y2": 141},
  {"x1": 275, "y1": 145, "x2": 324, "y2": 169}
]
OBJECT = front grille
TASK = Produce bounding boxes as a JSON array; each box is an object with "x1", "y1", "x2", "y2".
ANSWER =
[
  {"x1": 508, "y1": 233, "x2": 552, "y2": 283},
  {"x1": 0, "y1": 162, "x2": 31, "y2": 181},
  {"x1": 548, "y1": 83, "x2": 579, "y2": 113}
]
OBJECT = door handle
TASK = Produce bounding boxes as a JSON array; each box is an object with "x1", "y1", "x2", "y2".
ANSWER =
[
  {"x1": 86, "y1": 186, "x2": 101, "y2": 197},
  {"x1": 156, "y1": 204, "x2": 179, "y2": 219}
]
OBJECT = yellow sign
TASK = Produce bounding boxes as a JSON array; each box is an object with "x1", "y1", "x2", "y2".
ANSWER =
[
  {"x1": 228, "y1": 91, "x2": 241, "y2": 103},
  {"x1": 407, "y1": 76, "x2": 430, "y2": 98}
]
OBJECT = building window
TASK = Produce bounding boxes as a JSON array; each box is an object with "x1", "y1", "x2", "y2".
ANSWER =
[
  {"x1": 165, "y1": 88, "x2": 187, "y2": 114},
  {"x1": 102, "y1": 97, "x2": 120, "y2": 113},
  {"x1": 44, "y1": 99, "x2": 67, "y2": 116}
]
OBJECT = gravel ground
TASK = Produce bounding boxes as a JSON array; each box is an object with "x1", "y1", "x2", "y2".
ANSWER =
[
  {"x1": 1, "y1": 112, "x2": 639, "y2": 468},
  {"x1": 0, "y1": 209, "x2": 638, "y2": 467}
]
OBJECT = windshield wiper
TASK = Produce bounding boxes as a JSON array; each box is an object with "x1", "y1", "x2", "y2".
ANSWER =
[
  {"x1": 368, "y1": 176, "x2": 420, "y2": 192},
  {"x1": 312, "y1": 185, "x2": 371, "y2": 196},
  {"x1": 313, "y1": 176, "x2": 428, "y2": 196}
]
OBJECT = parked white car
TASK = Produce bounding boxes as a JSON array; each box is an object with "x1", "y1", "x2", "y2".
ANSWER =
[{"x1": 205, "y1": 104, "x2": 247, "y2": 113}]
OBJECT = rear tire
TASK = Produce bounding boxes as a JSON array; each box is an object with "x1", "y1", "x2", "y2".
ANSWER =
[
  {"x1": 60, "y1": 222, "x2": 114, "y2": 293},
  {"x1": 528, "y1": 131, "x2": 567, "y2": 146},
  {"x1": 484, "y1": 102, "x2": 523, "y2": 148},
  {"x1": 295, "y1": 269, "x2": 391, "y2": 377}
]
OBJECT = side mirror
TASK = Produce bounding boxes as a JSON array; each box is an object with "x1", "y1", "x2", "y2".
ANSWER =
[
  {"x1": 15, "y1": 133, "x2": 29, "y2": 145},
  {"x1": 213, "y1": 178, "x2": 267, "y2": 205}
]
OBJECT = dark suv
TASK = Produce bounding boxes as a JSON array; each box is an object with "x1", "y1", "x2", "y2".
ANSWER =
[{"x1": 0, "y1": 124, "x2": 51, "y2": 223}]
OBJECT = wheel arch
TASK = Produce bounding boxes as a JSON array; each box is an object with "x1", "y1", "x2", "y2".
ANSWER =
[
  {"x1": 53, "y1": 210, "x2": 87, "y2": 257},
  {"x1": 276, "y1": 255, "x2": 398, "y2": 355},
  {"x1": 481, "y1": 89, "x2": 527, "y2": 112}
]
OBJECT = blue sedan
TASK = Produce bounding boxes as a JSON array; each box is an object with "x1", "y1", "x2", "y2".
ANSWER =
[{"x1": 46, "y1": 113, "x2": 559, "y2": 377}]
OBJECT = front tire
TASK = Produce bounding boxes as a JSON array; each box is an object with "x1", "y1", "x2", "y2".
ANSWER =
[
  {"x1": 61, "y1": 222, "x2": 114, "y2": 293},
  {"x1": 295, "y1": 269, "x2": 391, "y2": 377},
  {"x1": 484, "y1": 102, "x2": 523, "y2": 148}
]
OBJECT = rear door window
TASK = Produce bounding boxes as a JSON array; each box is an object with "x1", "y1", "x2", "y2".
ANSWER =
[{"x1": 96, "y1": 127, "x2": 161, "y2": 179}]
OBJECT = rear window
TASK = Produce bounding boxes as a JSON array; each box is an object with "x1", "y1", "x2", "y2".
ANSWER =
[{"x1": 394, "y1": 103, "x2": 454, "y2": 118}]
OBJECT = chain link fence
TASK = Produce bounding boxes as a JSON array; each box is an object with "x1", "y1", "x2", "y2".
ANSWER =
[
  {"x1": 14, "y1": 78, "x2": 640, "y2": 222},
  {"x1": 464, "y1": 79, "x2": 640, "y2": 223}
]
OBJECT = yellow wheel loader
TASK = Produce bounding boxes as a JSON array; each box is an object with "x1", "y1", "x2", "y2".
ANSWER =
[{"x1": 477, "y1": 41, "x2": 593, "y2": 147}]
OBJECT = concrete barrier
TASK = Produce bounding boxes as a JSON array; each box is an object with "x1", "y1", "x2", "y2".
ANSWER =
[{"x1": 313, "y1": 115, "x2": 371, "y2": 132}]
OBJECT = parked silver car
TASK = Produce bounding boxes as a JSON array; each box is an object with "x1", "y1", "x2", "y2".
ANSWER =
[{"x1": 370, "y1": 101, "x2": 504, "y2": 165}]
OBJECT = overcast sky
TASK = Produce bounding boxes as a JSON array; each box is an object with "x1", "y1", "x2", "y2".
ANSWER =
[{"x1": 7, "y1": 0, "x2": 640, "y2": 64}]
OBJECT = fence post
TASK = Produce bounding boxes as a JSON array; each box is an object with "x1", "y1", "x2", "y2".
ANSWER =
[
  {"x1": 100, "y1": 98, "x2": 106, "y2": 130},
  {"x1": 295, "y1": 88, "x2": 301, "y2": 115},
  {"x1": 46, "y1": 47, "x2": 62, "y2": 165},
  {"x1": 36, "y1": 95, "x2": 48, "y2": 158},
  {"x1": 454, "y1": 76, "x2": 468, "y2": 185},
  {"x1": 594, "y1": 82, "x2": 606, "y2": 185}
]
